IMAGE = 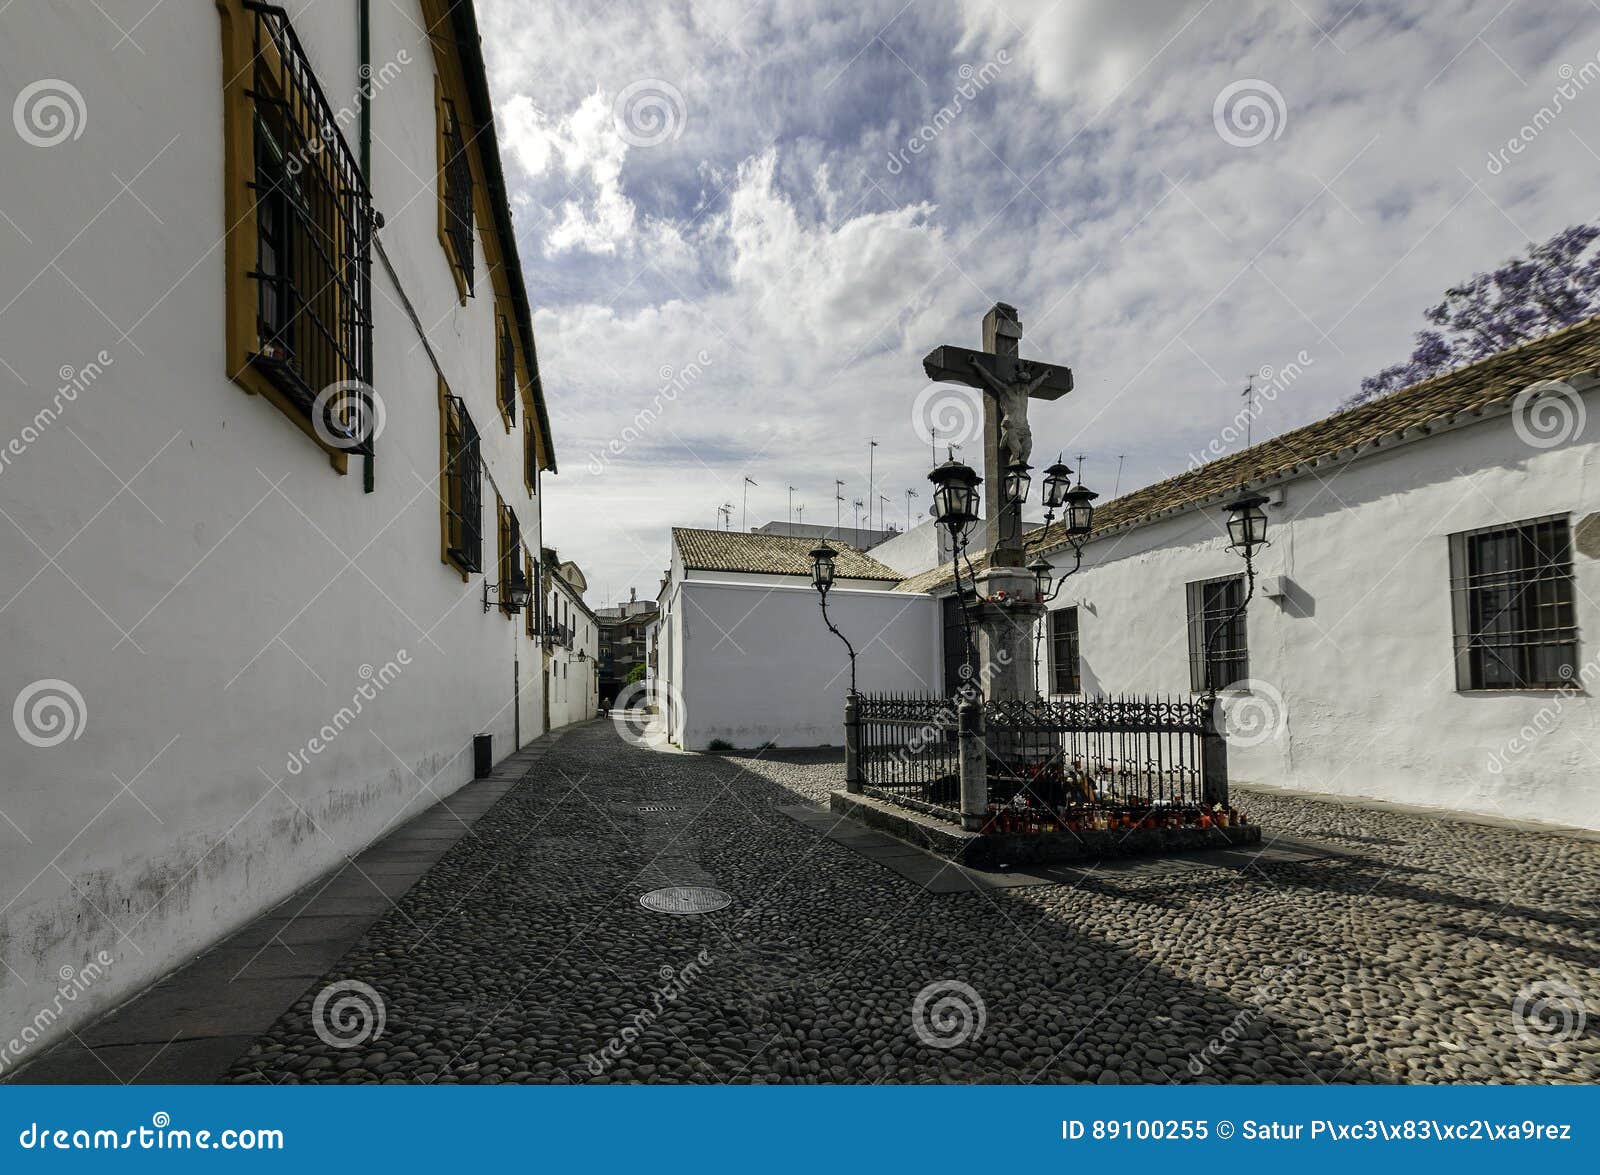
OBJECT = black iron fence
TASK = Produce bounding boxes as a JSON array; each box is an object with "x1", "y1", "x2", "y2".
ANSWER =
[
  {"x1": 854, "y1": 693, "x2": 963, "y2": 820},
  {"x1": 850, "y1": 691, "x2": 1227, "y2": 834}
]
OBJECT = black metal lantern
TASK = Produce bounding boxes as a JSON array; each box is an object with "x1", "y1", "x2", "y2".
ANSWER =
[
  {"x1": 1028, "y1": 553, "x2": 1053, "y2": 599},
  {"x1": 508, "y1": 565, "x2": 532, "y2": 611},
  {"x1": 1225, "y1": 492, "x2": 1270, "y2": 558},
  {"x1": 1004, "y1": 461, "x2": 1032, "y2": 506},
  {"x1": 928, "y1": 455, "x2": 982, "y2": 533},
  {"x1": 809, "y1": 542, "x2": 838, "y2": 593},
  {"x1": 1041, "y1": 456, "x2": 1073, "y2": 511},
  {"x1": 1064, "y1": 482, "x2": 1098, "y2": 538}
]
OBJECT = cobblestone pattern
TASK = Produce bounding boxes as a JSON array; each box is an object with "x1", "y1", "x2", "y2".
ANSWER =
[{"x1": 227, "y1": 720, "x2": 1600, "y2": 1085}]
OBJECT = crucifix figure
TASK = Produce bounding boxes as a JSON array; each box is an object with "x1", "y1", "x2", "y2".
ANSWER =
[{"x1": 922, "y1": 303, "x2": 1073, "y2": 566}]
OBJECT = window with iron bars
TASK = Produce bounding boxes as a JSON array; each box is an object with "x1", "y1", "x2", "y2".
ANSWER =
[
  {"x1": 1050, "y1": 606, "x2": 1081, "y2": 694},
  {"x1": 497, "y1": 315, "x2": 516, "y2": 426},
  {"x1": 497, "y1": 500, "x2": 522, "y2": 617},
  {"x1": 440, "y1": 96, "x2": 474, "y2": 297},
  {"x1": 1186, "y1": 574, "x2": 1247, "y2": 692},
  {"x1": 1449, "y1": 515, "x2": 1577, "y2": 690},
  {"x1": 441, "y1": 392, "x2": 482, "y2": 574},
  {"x1": 525, "y1": 553, "x2": 541, "y2": 639},
  {"x1": 239, "y1": 1, "x2": 373, "y2": 453}
]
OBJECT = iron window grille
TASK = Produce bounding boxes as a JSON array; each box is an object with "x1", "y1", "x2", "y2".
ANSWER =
[
  {"x1": 441, "y1": 97, "x2": 474, "y2": 296},
  {"x1": 526, "y1": 554, "x2": 541, "y2": 639},
  {"x1": 1186, "y1": 574, "x2": 1248, "y2": 692},
  {"x1": 243, "y1": 2, "x2": 373, "y2": 451},
  {"x1": 442, "y1": 393, "x2": 482, "y2": 573},
  {"x1": 1449, "y1": 515, "x2": 1577, "y2": 690},
  {"x1": 497, "y1": 501, "x2": 520, "y2": 615},
  {"x1": 1050, "y1": 606, "x2": 1081, "y2": 695},
  {"x1": 497, "y1": 315, "x2": 516, "y2": 425}
]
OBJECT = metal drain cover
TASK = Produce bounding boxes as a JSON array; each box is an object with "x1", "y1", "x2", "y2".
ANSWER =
[
  {"x1": 638, "y1": 804, "x2": 682, "y2": 813},
  {"x1": 639, "y1": 886, "x2": 732, "y2": 915}
]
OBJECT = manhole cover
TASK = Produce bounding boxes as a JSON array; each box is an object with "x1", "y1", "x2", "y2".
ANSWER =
[{"x1": 639, "y1": 886, "x2": 732, "y2": 915}]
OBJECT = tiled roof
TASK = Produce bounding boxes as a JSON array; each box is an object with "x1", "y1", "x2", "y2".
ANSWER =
[
  {"x1": 897, "y1": 313, "x2": 1600, "y2": 594},
  {"x1": 673, "y1": 528, "x2": 903, "y2": 581}
]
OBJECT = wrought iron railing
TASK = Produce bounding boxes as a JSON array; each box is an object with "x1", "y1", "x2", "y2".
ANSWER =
[
  {"x1": 442, "y1": 394, "x2": 482, "y2": 572},
  {"x1": 856, "y1": 693, "x2": 963, "y2": 819},
  {"x1": 498, "y1": 315, "x2": 516, "y2": 423},
  {"x1": 441, "y1": 97, "x2": 475, "y2": 295},
  {"x1": 243, "y1": 2, "x2": 373, "y2": 448},
  {"x1": 985, "y1": 694, "x2": 1209, "y2": 832}
]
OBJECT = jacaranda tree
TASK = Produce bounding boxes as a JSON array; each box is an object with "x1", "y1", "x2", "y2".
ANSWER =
[{"x1": 1345, "y1": 223, "x2": 1600, "y2": 408}]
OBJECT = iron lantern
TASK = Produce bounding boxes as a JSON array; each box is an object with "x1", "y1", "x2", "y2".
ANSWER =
[
  {"x1": 1041, "y1": 456, "x2": 1073, "y2": 511},
  {"x1": 809, "y1": 542, "x2": 838, "y2": 593},
  {"x1": 1003, "y1": 461, "x2": 1032, "y2": 507},
  {"x1": 508, "y1": 566, "x2": 533, "y2": 611},
  {"x1": 1028, "y1": 553, "x2": 1053, "y2": 599},
  {"x1": 1064, "y1": 482, "x2": 1098, "y2": 538},
  {"x1": 1225, "y1": 492, "x2": 1270, "y2": 558},
  {"x1": 928, "y1": 455, "x2": 982, "y2": 533}
]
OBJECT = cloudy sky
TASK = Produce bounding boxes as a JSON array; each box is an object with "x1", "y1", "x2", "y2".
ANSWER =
[{"x1": 475, "y1": 0, "x2": 1600, "y2": 605}]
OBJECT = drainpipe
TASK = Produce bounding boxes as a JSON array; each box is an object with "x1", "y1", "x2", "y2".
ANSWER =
[{"x1": 358, "y1": 0, "x2": 375, "y2": 493}]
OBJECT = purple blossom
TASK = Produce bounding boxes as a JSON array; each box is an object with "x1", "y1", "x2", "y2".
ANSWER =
[{"x1": 1344, "y1": 223, "x2": 1600, "y2": 408}]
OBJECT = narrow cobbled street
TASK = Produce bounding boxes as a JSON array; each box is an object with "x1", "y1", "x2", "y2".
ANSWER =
[{"x1": 226, "y1": 719, "x2": 1600, "y2": 1085}]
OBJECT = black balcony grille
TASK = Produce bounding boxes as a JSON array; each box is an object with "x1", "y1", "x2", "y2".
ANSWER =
[
  {"x1": 443, "y1": 394, "x2": 481, "y2": 572},
  {"x1": 243, "y1": 2, "x2": 373, "y2": 449},
  {"x1": 498, "y1": 502, "x2": 520, "y2": 613},
  {"x1": 1450, "y1": 515, "x2": 1577, "y2": 689},
  {"x1": 857, "y1": 694, "x2": 962, "y2": 820},
  {"x1": 441, "y1": 97, "x2": 474, "y2": 295}
]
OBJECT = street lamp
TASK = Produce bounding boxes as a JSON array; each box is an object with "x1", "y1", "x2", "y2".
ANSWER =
[
  {"x1": 1028, "y1": 553, "x2": 1054, "y2": 599},
  {"x1": 928, "y1": 453, "x2": 981, "y2": 534},
  {"x1": 482, "y1": 564, "x2": 533, "y2": 614},
  {"x1": 809, "y1": 542, "x2": 858, "y2": 695},
  {"x1": 1041, "y1": 456, "x2": 1073, "y2": 512},
  {"x1": 1225, "y1": 492, "x2": 1270, "y2": 559},
  {"x1": 1004, "y1": 460, "x2": 1032, "y2": 506},
  {"x1": 1063, "y1": 481, "x2": 1098, "y2": 538}
]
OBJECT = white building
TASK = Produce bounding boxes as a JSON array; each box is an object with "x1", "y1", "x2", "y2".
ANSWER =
[
  {"x1": 657, "y1": 529, "x2": 939, "y2": 750},
  {"x1": 544, "y1": 556, "x2": 599, "y2": 729},
  {"x1": 901, "y1": 316, "x2": 1600, "y2": 831},
  {"x1": 0, "y1": 1, "x2": 560, "y2": 1057}
]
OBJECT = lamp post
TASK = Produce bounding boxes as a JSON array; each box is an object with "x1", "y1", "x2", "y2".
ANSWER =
[
  {"x1": 1203, "y1": 491, "x2": 1271, "y2": 699},
  {"x1": 1029, "y1": 466, "x2": 1099, "y2": 689},
  {"x1": 482, "y1": 563, "x2": 533, "y2": 613},
  {"x1": 929, "y1": 453, "x2": 983, "y2": 692},
  {"x1": 809, "y1": 542, "x2": 858, "y2": 697}
]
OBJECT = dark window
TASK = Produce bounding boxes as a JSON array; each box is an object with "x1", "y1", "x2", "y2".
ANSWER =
[
  {"x1": 497, "y1": 315, "x2": 516, "y2": 424},
  {"x1": 1449, "y1": 516, "x2": 1577, "y2": 689},
  {"x1": 941, "y1": 595, "x2": 968, "y2": 697},
  {"x1": 244, "y1": 6, "x2": 372, "y2": 447},
  {"x1": 1186, "y1": 574, "x2": 1248, "y2": 692},
  {"x1": 441, "y1": 97, "x2": 474, "y2": 295},
  {"x1": 1050, "y1": 607, "x2": 1081, "y2": 694},
  {"x1": 497, "y1": 502, "x2": 520, "y2": 616},
  {"x1": 442, "y1": 394, "x2": 481, "y2": 572}
]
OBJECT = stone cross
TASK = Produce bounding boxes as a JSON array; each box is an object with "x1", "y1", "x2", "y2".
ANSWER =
[{"x1": 922, "y1": 303, "x2": 1073, "y2": 566}]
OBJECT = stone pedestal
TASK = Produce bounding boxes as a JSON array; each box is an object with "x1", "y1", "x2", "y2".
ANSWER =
[{"x1": 971, "y1": 566, "x2": 1044, "y2": 702}]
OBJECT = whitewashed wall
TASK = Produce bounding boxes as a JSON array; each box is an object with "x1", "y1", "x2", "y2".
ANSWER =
[
  {"x1": 660, "y1": 578, "x2": 940, "y2": 750},
  {"x1": 1028, "y1": 405, "x2": 1600, "y2": 830},
  {"x1": 0, "y1": 2, "x2": 550, "y2": 1059},
  {"x1": 548, "y1": 606, "x2": 599, "y2": 730}
]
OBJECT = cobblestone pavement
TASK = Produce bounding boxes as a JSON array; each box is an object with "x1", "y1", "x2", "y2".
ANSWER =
[{"x1": 226, "y1": 719, "x2": 1600, "y2": 1085}]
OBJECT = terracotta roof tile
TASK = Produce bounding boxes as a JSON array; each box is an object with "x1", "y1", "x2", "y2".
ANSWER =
[{"x1": 673, "y1": 528, "x2": 902, "y2": 581}]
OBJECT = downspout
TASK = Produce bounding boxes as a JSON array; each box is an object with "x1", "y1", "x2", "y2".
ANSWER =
[{"x1": 358, "y1": 0, "x2": 375, "y2": 493}]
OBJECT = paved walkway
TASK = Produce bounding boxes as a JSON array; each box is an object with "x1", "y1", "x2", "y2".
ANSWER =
[{"x1": 22, "y1": 718, "x2": 1600, "y2": 1083}]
